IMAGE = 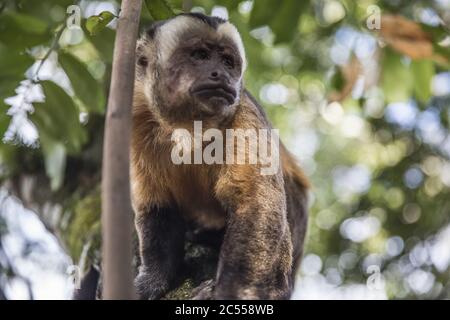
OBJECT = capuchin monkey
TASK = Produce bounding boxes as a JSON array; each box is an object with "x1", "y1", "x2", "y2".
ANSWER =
[{"x1": 131, "y1": 13, "x2": 309, "y2": 300}]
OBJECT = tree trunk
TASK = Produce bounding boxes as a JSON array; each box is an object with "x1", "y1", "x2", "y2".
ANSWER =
[{"x1": 101, "y1": 0, "x2": 143, "y2": 300}]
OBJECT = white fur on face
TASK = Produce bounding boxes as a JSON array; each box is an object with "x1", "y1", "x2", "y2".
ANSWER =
[
  {"x1": 216, "y1": 23, "x2": 247, "y2": 71},
  {"x1": 156, "y1": 15, "x2": 247, "y2": 73}
]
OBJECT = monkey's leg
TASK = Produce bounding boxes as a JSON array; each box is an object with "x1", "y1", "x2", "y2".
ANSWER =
[
  {"x1": 215, "y1": 177, "x2": 293, "y2": 299},
  {"x1": 134, "y1": 206, "x2": 185, "y2": 299}
]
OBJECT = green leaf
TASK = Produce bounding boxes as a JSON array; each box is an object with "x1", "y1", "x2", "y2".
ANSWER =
[
  {"x1": 58, "y1": 52, "x2": 105, "y2": 114},
  {"x1": 381, "y1": 50, "x2": 414, "y2": 103},
  {"x1": 433, "y1": 44, "x2": 450, "y2": 67},
  {"x1": 86, "y1": 11, "x2": 115, "y2": 35},
  {"x1": 30, "y1": 81, "x2": 87, "y2": 154},
  {"x1": 411, "y1": 59, "x2": 434, "y2": 104},
  {"x1": 83, "y1": 24, "x2": 115, "y2": 63},
  {"x1": 269, "y1": 0, "x2": 308, "y2": 43},
  {"x1": 0, "y1": 47, "x2": 33, "y2": 78},
  {"x1": 169, "y1": 0, "x2": 183, "y2": 10},
  {"x1": 14, "y1": 0, "x2": 74, "y2": 24},
  {"x1": 0, "y1": 77, "x2": 21, "y2": 101},
  {"x1": 330, "y1": 67, "x2": 345, "y2": 92},
  {"x1": 420, "y1": 23, "x2": 448, "y2": 43},
  {"x1": 0, "y1": 104, "x2": 11, "y2": 138},
  {"x1": 0, "y1": 13, "x2": 51, "y2": 49},
  {"x1": 215, "y1": 0, "x2": 240, "y2": 11},
  {"x1": 41, "y1": 137, "x2": 66, "y2": 191},
  {"x1": 145, "y1": 0, "x2": 175, "y2": 20},
  {"x1": 0, "y1": 46, "x2": 32, "y2": 107},
  {"x1": 249, "y1": 0, "x2": 278, "y2": 28},
  {"x1": 250, "y1": 0, "x2": 308, "y2": 43},
  {"x1": 0, "y1": 141, "x2": 17, "y2": 179}
]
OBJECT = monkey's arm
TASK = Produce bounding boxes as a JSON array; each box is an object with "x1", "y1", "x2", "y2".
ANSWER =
[
  {"x1": 131, "y1": 157, "x2": 186, "y2": 300},
  {"x1": 134, "y1": 206, "x2": 186, "y2": 299},
  {"x1": 214, "y1": 166, "x2": 293, "y2": 299}
]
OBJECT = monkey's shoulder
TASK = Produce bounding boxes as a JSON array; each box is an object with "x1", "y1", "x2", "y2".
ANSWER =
[{"x1": 239, "y1": 90, "x2": 310, "y2": 191}]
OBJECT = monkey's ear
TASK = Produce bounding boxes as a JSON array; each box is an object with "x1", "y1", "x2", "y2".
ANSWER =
[
  {"x1": 136, "y1": 21, "x2": 168, "y2": 69},
  {"x1": 136, "y1": 38, "x2": 149, "y2": 71},
  {"x1": 137, "y1": 55, "x2": 148, "y2": 68}
]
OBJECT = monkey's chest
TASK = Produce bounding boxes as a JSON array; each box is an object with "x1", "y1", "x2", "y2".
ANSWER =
[{"x1": 169, "y1": 167, "x2": 227, "y2": 230}]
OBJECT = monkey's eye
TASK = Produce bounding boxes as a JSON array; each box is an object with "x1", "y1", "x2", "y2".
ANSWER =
[
  {"x1": 138, "y1": 56, "x2": 148, "y2": 67},
  {"x1": 222, "y1": 55, "x2": 234, "y2": 69},
  {"x1": 191, "y1": 48, "x2": 209, "y2": 60}
]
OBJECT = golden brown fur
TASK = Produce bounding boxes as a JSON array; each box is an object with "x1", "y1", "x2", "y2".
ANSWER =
[
  {"x1": 131, "y1": 80, "x2": 308, "y2": 229},
  {"x1": 132, "y1": 82, "x2": 309, "y2": 299}
]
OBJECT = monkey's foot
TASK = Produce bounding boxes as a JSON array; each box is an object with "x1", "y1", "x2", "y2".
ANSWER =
[{"x1": 191, "y1": 279, "x2": 215, "y2": 300}]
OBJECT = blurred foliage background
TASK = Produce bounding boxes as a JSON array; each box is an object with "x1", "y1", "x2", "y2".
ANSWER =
[{"x1": 0, "y1": 0, "x2": 449, "y2": 299}]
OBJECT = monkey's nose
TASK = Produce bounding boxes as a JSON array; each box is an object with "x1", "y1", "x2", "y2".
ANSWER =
[{"x1": 209, "y1": 70, "x2": 228, "y2": 83}]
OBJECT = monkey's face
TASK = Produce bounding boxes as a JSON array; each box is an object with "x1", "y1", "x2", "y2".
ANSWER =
[
  {"x1": 163, "y1": 36, "x2": 243, "y2": 119},
  {"x1": 137, "y1": 15, "x2": 247, "y2": 123}
]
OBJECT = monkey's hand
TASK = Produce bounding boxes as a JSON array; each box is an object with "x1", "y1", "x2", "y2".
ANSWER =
[{"x1": 135, "y1": 266, "x2": 171, "y2": 300}]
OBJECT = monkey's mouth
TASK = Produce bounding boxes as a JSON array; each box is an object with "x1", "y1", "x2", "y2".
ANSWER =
[{"x1": 191, "y1": 83, "x2": 237, "y2": 105}]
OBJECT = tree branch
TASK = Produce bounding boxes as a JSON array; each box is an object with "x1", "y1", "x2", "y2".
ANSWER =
[{"x1": 101, "y1": 0, "x2": 143, "y2": 299}]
